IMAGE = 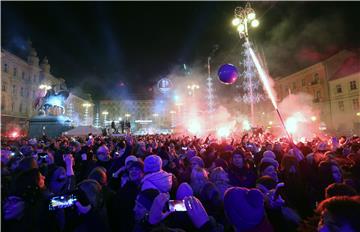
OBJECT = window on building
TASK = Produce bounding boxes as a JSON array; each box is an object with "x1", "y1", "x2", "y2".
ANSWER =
[
  {"x1": 292, "y1": 82, "x2": 296, "y2": 90},
  {"x1": 350, "y1": 81, "x2": 357, "y2": 90},
  {"x1": 336, "y1": 84, "x2": 342, "y2": 93},
  {"x1": 312, "y1": 73, "x2": 319, "y2": 85},
  {"x1": 316, "y1": 91, "x2": 321, "y2": 100},
  {"x1": 338, "y1": 101, "x2": 345, "y2": 111},
  {"x1": 26, "y1": 89, "x2": 29, "y2": 97},
  {"x1": 20, "y1": 87, "x2": 24, "y2": 97},
  {"x1": 1, "y1": 98, "x2": 5, "y2": 111},
  {"x1": 302, "y1": 79, "x2": 305, "y2": 87},
  {"x1": 3, "y1": 63, "x2": 8, "y2": 72},
  {"x1": 33, "y1": 75, "x2": 36, "y2": 82},
  {"x1": 19, "y1": 103, "x2": 22, "y2": 113},
  {"x1": 353, "y1": 98, "x2": 359, "y2": 111},
  {"x1": 13, "y1": 67, "x2": 17, "y2": 77},
  {"x1": 32, "y1": 90, "x2": 36, "y2": 99},
  {"x1": 22, "y1": 71, "x2": 25, "y2": 80},
  {"x1": 12, "y1": 85, "x2": 16, "y2": 95},
  {"x1": 25, "y1": 105, "x2": 29, "y2": 114},
  {"x1": 11, "y1": 102, "x2": 15, "y2": 112},
  {"x1": 2, "y1": 83, "x2": 6, "y2": 92}
]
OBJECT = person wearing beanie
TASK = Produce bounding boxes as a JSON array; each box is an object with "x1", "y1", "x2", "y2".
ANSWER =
[
  {"x1": 190, "y1": 156, "x2": 205, "y2": 169},
  {"x1": 259, "y1": 161, "x2": 279, "y2": 183},
  {"x1": 263, "y1": 150, "x2": 276, "y2": 160},
  {"x1": 113, "y1": 160, "x2": 144, "y2": 232},
  {"x1": 228, "y1": 150, "x2": 257, "y2": 188},
  {"x1": 224, "y1": 187, "x2": 273, "y2": 232},
  {"x1": 176, "y1": 182, "x2": 193, "y2": 200},
  {"x1": 144, "y1": 155, "x2": 162, "y2": 174}
]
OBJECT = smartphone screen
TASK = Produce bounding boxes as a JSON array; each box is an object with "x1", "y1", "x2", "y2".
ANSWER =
[
  {"x1": 38, "y1": 152, "x2": 48, "y2": 159},
  {"x1": 168, "y1": 200, "x2": 187, "y2": 212},
  {"x1": 49, "y1": 194, "x2": 77, "y2": 211}
]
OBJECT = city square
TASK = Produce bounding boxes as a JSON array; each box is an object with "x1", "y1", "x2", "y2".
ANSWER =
[{"x1": 1, "y1": 1, "x2": 360, "y2": 232}]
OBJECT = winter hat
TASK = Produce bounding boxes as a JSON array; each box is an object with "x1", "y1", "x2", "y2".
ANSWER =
[
  {"x1": 77, "y1": 179, "x2": 103, "y2": 209},
  {"x1": 260, "y1": 157, "x2": 279, "y2": 169},
  {"x1": 144, "y1": 155, "x2": 162, "y2": 173},
  {"x1": 186, "y1": 149, "x2": 197, "y2": 160},
  {"x1": 125, "y1": 155, "x2": 138, "y2": 166},
  {"x1": 176, "y1": 182, "x2": 193, "y2": 200},
  {"x1": 224, "y1": 187, "x2": 265, "y2": 231},
  {"x1": 190, "y1": 156, "x2": 205, "y2": 168},
  {"x1": 263, "y1": 150, "x2": 276, "y2": 160},
  {"x1": 137, "y1": 189, "x2": 160, "y2": 211},
  {"x1": 199, "y1": 148, "x2": 206, "y2": 155}
]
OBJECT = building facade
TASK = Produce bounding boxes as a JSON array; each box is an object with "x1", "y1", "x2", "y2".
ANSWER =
[
  {"x1": 329, "y1": 71, "x2": 360, "y2": 134},
  {"x1": 65, "y1": 93, "x2": 94, "y2": 127},
  {"x1": 99, "y1": 100, "x2": 171, "y2": 132},
  {"x1": 274, "y1": 50, "x2": 359, "y2": 134},
  {"x1": 1, "y1": 44, "x2": 93, "y2": 136}
]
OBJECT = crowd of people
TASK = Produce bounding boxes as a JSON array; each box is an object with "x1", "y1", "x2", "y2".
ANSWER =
[{"x1": 1, "y1": 130, "x2": 360, "y2": 232}]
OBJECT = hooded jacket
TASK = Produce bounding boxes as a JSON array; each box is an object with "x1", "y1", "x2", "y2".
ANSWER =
[{"x1": 141, "y1": 170, "x2": 173, "y2": 193}]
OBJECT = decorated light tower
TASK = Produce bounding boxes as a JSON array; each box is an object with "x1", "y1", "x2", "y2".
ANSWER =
[
  {"x1": 235, "y1": 41, "x2": 264, "y2": 125},
  {"x1": 206, "y1": 45, "x2": 219, "y2": 116}
]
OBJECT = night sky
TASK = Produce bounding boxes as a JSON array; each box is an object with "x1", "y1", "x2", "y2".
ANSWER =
[{"x1": 2, "y1": 1, "x2": 360, "y2": 101}]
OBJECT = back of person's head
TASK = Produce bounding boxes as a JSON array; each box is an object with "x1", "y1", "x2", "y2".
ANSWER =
[
  {"x1": 224, "y1": 187, "x2": 265, "y2": 231},
  {"x1": 209, "y1": 167, "x2": 229, "y2": 184},
  {"x1": 190, "y1": 156, "x2": 205, "y2": 169},
  {"x1": 176, "y1": 182, "x2": 193, "y2": 200},
  {"x1": 88, "y1": 167, "x2": 108, "y2": 186},
  {"x1": 190, "y1": 167, "x2": 208, "y2": 182},
  {"x1": 325, "y1": 183, "x2": 357, "y2": 199},
  {"x1": 280, "y1": 155, "x2": 299, "y2": 173},
  {"x1": 199, "y1": 182, "x2": 222, "y2": 209},
  {"x1": 317, "y1": 196, "x2": 360, "y2": 232},
  {"x1": 77, "y1": 179, "x2": 103, "y2": 210},
  {"x1": 318, "y1": 160, "x2": 343, "y2": 186},
  {"x1": 144, "y1": 155, "x2": 162, "y2": 174}
]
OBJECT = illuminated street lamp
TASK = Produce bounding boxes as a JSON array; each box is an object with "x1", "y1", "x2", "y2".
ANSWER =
[
  {"x1": 232, "y1": 2, "x2": 259, "y2": 126},
  {"x1": 311, "y1": 116, "x2": 317, "y2": 122},
  {"x1": 125, "y1": 113, "x2": 131, "y2": 118},
  {"x1": 232, "y1": 2, "x2": 260, "y2": 39},
  {"x1": 102, "y1": 111, "x2": 109, "y2": 126}
]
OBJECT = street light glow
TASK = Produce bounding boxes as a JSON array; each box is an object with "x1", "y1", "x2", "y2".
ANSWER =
[
  {"x1": 251, "y1": 19, "x2": 259, "y2": 27},
  {"x1": 82, "y1": 103, "x2": 91, "y2": 107},
  {"x1": 102, "y1": 111, "x2": 109, "y2": 115},
  {"x1": 247, "y1": 12, "x2": 256, "y2": 20},
  {"x1": 232, "y1": 18, "x2": 241, "y2": 26},
  {"x1": 237, "y1": 24, "x2": 245, "y2": 33},
  {"x1": 311, "y1": 116, "x2": 317, "y2": 122},
  {"x1": 125, "y1": 113, "x2": 131, "y2": 117}
]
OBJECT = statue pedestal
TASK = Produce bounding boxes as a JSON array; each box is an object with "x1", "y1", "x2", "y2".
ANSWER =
[{"x1": 29, "y1": 115, "x2": 73, "y2": 138}]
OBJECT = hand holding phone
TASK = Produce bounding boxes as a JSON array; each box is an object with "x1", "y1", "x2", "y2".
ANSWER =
[
  {"x1": 49, "y1": 194, "x2": 77, "y2": 211},
  {"x1": 168, "y1": 200, "x2": 187, "y2": 212}
]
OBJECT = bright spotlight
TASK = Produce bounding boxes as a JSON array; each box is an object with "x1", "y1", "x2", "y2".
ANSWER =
[
  {"x1": 237, "y1": 24, "x2": 245, "y2": 32},
  {"x1": 251, "y1": 19, "x2": 259, "y2": 28},
  {"x1": 232, "y1": 18, "x2": 240, "y2": 26},
  {"x1": 285, "y1": 117, "x2": 298, "y2": 134},
  {"x1": 247, "y1": 12, "x2": 256, "y2": 21},
  {"x1": 187, "y1": 119, "x2": 201, "y2": 135},
  {"x1": 311, "y1": 116, "x2": 317, "y2": 122}
]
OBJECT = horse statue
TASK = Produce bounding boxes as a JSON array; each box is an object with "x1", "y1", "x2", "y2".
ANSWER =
[{"x1": 34, "y1": 88, "x2": 69, "y2": 116}]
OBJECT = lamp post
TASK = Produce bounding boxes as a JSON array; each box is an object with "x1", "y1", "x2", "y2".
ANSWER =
[
  {"x1": 102, "y1": 111, "x2": 109, "y2": 127},
  {"x1": 232, "y1": 2, "x2": 259, "y2": 126},
  {"x1": 82, "y1": 103, "x2": 92, "y2": 126}
]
